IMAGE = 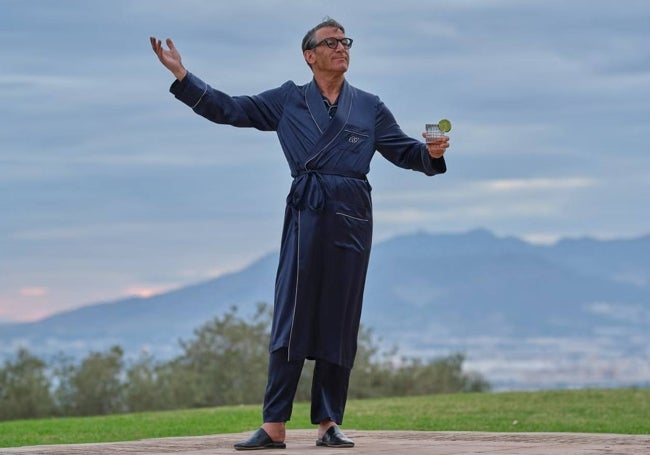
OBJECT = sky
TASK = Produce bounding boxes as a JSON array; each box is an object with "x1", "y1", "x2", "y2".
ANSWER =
[{"x1": 1, "y1": 0, "x2": 649, "y2": 323}]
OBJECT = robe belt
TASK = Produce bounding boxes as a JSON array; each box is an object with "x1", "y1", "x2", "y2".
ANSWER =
[{"x1": 287, "y1": 169, "x2": 366, "y2": 212}]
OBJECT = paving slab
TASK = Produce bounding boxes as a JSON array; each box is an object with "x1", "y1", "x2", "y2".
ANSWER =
[{"x1": 1, "y1": 430, "x2": 648, "y2": 455}]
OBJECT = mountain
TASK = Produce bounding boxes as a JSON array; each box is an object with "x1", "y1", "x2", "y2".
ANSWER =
[
  {"x1": 1, "y1": 229, "x2": 648, "y2": 390},
  {"x1": 0, "y1": 252, "x2": 279, "y2": 360}
]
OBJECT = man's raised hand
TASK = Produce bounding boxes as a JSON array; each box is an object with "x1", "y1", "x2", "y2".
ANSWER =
[{"x1": 150, "y1": 37, "x2": 187, "y2": 81}]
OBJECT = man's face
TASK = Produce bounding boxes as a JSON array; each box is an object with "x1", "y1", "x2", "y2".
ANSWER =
[{"x1": 305, "y1": 26, "x2": 350, "y2": 75}]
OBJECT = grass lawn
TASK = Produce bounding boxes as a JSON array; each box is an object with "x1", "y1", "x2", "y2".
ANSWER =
[{"x1": 0, "y1": 388, "x2": 648, "y2": 448}]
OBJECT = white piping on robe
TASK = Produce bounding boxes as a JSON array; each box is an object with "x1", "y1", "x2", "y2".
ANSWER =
[
  {"x1": 336, "y1": 212, "x2": 369, "y2": 222},
  {"x1": 287, "y1": 209, "x2": 301, "y2": 361},
  {"x1": 190, "y1": 83, "x2": 208, "y2": 109},
  {"x1": 305, "y1": 84, "x2": 323, "y2": 135}
]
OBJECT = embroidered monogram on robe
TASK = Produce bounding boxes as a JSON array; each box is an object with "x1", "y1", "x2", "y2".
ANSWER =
[{"x1": 171, "y1": 73, "x2": 446, "y2": 368}]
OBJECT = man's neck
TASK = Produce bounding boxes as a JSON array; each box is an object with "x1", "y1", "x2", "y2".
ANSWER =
[{"x1": 313, "y1": 72, "x2": 345, "y2": 104}]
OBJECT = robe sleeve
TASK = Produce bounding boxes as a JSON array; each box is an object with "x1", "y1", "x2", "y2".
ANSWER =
[
  {"x1": 169, "y1": 72, "x2": 288, "y2": 131},
  {"x1": 374, "y1": 100, "x2": 446, "y2": 176}
]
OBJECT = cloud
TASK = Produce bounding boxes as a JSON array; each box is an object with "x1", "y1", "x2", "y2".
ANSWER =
[
  {"x1": 0, "y1": 74, "x2": 92, "y2": 91},
  {"x1": 0, "y1": 288, "x2": 51, "y2": 321},
  {"x1": 19, "y1": 287, "x2": 48, "y2": 297},
  {"x1": 2, "y1": 0, "x2": 649, "y2": 320},
  {"x1": 586, "y1": 302, "x2": 650, "y2": 324},
  {"x1": 519, "y1": 233, "x2": 562, "y2": 245},
  {"x1": 375, "y1": 177, "x2": 596, "y2": 205},
  {"x1": 372, "y1": 174, "x2": 605, "y2": 243},
  {"x1": 123, "y1": 284, "x2": 178, "y2": 299},
  {"x1": 481, "y1": 177, "x2": 595, "y2": 192}
]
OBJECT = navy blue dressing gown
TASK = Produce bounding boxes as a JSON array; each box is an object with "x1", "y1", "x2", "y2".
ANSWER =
[{"x1": 171, "y1": 73, "x2": 446, "y2": 369}]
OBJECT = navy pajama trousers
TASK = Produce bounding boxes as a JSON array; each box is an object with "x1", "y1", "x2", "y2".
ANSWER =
[{"x1": 262, "y1": 348, "x2": 351, "y2": 425}]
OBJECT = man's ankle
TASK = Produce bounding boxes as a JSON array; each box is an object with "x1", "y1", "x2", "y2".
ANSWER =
[
  {"x1": 261, "y1": 422, "x2": 286, "y2": 441},
  {"x1": 318, "y1": 420, "x2": 337, "y2": 437}
]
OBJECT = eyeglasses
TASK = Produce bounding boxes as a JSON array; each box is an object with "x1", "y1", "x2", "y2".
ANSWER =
[{"x1": 309, "y1": 37, "x2": 353, "y2": 50}]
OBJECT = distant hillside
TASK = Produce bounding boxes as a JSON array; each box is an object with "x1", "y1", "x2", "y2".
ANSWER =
[
  {"x1": 2, "y1": 229, "x2": 648, "y2": 390},
  {"x1": 0, "y1": 252, "x2": 278, "y2": 360}
]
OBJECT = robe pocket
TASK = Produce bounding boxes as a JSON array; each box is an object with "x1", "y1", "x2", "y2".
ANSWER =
[
  {"x1": 332, "y1": 202, "x2": 372, "y2": 253},
  {"x1": 340, "y1": 128, "x2": 370, "y2": 153}
]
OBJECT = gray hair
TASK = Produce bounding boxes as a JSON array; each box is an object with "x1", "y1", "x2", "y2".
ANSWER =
[{"x1": 301, "y1": 17, "x2": 345, "y2": 52}]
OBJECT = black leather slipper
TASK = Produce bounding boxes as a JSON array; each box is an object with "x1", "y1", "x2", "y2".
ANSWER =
[
  {"x1": 316, "y1": 425, "x2": 355, "y2": 448},
  {"x1": 234, "y1": 428, "x2": 286, "y2": 450}
]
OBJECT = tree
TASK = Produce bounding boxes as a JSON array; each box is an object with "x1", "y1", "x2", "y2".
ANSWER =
[
  {"x1": 51, "y1": 352, "x2": 77, "y2": 416},
  {"x1": 0, "y1": 349, "x2": 54, "y2": 421},
  {"x1": 171, "y1": 303, "x2": 271, "y2": 407},
  {"x1": 347, "y1": 327, "x2": 398, "y2": 399},
  {"x1": 62, "y1": 346, "x2": 125, "y2": 416},
  {"x1": 123, "y1": 352, "x2": 162, "y2": 412},
  {"x1": 0, "y1": 303, "x2": 490, "y2": 420},
  {"x1": 381, "y1": 353, "x2": 490, "y2": 396}
]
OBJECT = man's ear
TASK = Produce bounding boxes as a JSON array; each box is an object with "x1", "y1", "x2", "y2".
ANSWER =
[{"x1": 303, "y1": 49, "x2": 315, "y2": 66}]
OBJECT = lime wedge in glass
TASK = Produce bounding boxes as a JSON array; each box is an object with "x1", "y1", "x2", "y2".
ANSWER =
[{"x1": 438, "y1": 118, "x2": 452, "y2": 133}]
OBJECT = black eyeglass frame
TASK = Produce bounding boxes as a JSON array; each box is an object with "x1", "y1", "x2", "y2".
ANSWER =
[{"x1": 308, "y1": 37, "x2": 353, "y2": 50}]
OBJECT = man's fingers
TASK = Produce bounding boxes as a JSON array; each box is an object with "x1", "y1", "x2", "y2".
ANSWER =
[
  {"x1": 424, "y1": 137, "x2": 449, "y2": 146},
  {"x1": 425, "y1": 135, "x2": 450, "y2": 158},
  {"x1": 150, "y1": 36, "x2": 162, "y2": 55},
  {"x1": 149, "y1": 37, "x2": 178, "y2": 57}
]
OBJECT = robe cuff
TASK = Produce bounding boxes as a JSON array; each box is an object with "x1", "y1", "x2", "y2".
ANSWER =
[
  {"x1": 169, "y1": 72, "x2": 209, "y2": 109},
  {"x1": 421, "y1": 145, "x2": 447, "y2": 176}
]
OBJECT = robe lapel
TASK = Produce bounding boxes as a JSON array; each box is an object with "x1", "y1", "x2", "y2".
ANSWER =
[
  {"x1": 305, "y1": 79, "x2": 354, "y2": 167},
  {"x1": 305, "y1": 80, "x2": 330, "y2": 134}
]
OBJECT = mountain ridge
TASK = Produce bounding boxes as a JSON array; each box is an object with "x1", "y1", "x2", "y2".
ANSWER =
[{"x1": 2, "y1": 228, "x2": 648, "y2": 390}]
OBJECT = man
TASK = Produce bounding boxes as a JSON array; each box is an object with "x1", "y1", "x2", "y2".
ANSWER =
[{"x1": 150, "y1": 17, "x2": 449, "y2": 450}]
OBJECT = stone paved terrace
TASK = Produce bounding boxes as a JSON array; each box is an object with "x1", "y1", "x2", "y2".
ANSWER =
[{"x1": 1, "y1": 430, "x2": 649, "y2": 455}]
